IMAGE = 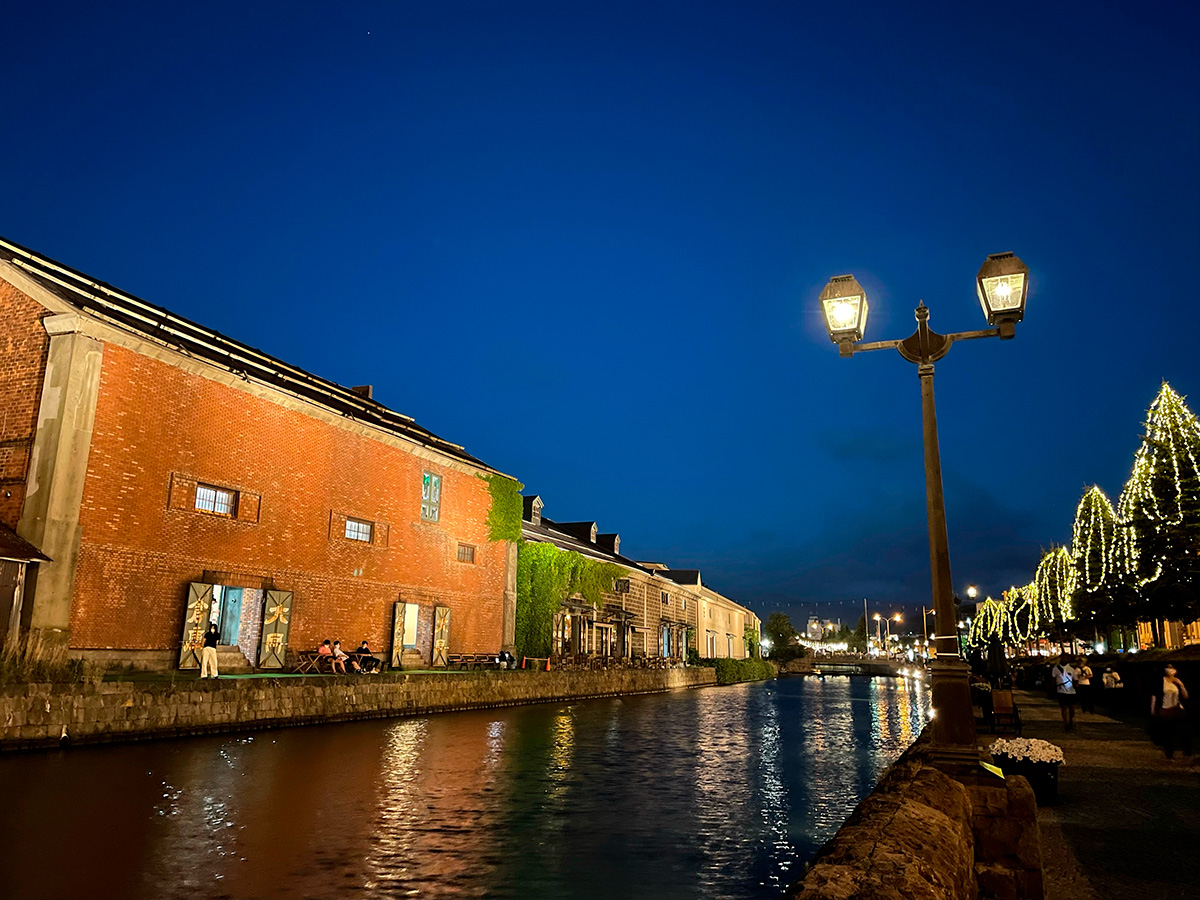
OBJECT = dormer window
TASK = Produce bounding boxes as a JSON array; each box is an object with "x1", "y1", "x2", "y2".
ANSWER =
[{"x1": 589, "y1": 523, "x2": 597, "y2": 543}]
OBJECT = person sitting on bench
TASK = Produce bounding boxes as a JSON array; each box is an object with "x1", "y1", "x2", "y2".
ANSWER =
[
  {"x1": 356, "y1": 640, "x2": 381, "y2": 673},
  {"x1": 331, "y1": 640, "x2": 360, "y2": 674}
]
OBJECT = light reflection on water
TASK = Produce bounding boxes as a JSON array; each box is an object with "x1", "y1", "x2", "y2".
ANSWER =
[{"x1": 2, "y1": 675, "x2": 927, "y2": 900}]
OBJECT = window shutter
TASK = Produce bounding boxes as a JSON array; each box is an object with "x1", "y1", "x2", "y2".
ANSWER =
[
  {"x1": 237, "y1": 491, "x2": 261, "y2": 523},
  {"x1": 258, "y1": 590, "x2": 293, "y2": 669},
  {"x1": 178, "y1": 583, "x2": 214, "y2": 668},
  {"x1": 391, "y1": 600, "x2": 405, "y2": 668},
  {"x1": 168, "y1": 474, "x2": 197, "y2": 511},
  {"x1": 432, "y1": 605, "x2": 451, "y2": 667},
  {"x1": 329, "y1": 511, "x2": 348, "y2": 539}
]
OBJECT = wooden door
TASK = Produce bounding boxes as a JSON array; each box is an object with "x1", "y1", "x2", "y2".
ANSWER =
[
  {"x1": 432, "y1": 605, "x2": 450, "y2": 667},
  {"x1": 178, "y1": 583, "x2": 214, "y2": 669},
  {"x1": 0, "y1": 561, "x2": 22, "y2": 651},
  {"x1": 391, "y1": 600, "x2": 405, "y2": 668},
  {"x1": 257, "y1": 590, "x2": 293, "y2": 669}
]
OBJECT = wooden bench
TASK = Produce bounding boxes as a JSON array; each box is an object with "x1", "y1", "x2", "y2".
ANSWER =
[{"x1": 447, "y1": 652, "x2": 502, "y2": 670}]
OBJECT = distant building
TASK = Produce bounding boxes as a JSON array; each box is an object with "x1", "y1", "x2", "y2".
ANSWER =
[
  {"x1": 807, "y1": 616, "x2": 823, "y2": 641},
  {"x1": 520, "y1": 496, "x2": 759, "y2": 660}
]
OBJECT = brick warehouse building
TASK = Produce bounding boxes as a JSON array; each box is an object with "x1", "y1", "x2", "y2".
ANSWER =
[{"x1": 0, "y1": 237, "x2": 518, "y2": 671}]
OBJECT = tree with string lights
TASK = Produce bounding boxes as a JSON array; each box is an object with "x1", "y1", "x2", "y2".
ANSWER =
[
  {"x1": 1070, "y1": 485, "x2": 1127, "y2": 627},
  {"x1": 1117, "y1": 383, "x2": 1200, "y2": 640}
]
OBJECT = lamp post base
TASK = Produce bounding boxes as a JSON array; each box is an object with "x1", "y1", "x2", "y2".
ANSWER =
[{"x1": 928, "y1": 656, "x2": 979, "y2": 771}]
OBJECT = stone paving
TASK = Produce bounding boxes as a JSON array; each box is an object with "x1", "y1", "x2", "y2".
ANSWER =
[{"x1": 998, "y1": 690, "x2": 1200, "y2": 900}]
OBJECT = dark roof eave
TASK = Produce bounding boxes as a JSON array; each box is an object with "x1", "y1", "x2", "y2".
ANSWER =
[{"x1": 0, "y1": 238, "x2": 508, "y2": 477}]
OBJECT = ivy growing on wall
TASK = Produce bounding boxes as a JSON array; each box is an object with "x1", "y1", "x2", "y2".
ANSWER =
[
  {"x1": 479, "y1": 473, "x2": 524, "y2": 543},
  {"x1": 514, "y1": 541, "x2": 626, "y2": 660}
]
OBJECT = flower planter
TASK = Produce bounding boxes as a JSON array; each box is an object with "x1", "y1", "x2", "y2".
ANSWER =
[{"x1": 993, "y1": 755, "x2": 1060, "y2": 805}]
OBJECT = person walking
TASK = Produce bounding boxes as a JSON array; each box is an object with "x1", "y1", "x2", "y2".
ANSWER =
[
  {"x1": 201, "y1": 623, "x2": 220, "y2": 679},
  {"x1": 1052, "y1": 654, "x2": 1078, "y2": 731},
  {"x1": 1150, "y1": 663, "x2": 1191, "y2": 760},
  {"x1": 1076, "y1": 657, "x2": 1095, "y2": 713}
]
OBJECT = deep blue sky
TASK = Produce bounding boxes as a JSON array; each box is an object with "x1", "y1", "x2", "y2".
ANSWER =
[{"x1": 4, "y1": 1, "x2": 1197, "y2": 628}]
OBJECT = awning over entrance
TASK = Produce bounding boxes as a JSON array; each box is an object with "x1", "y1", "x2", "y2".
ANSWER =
[{"x1": 0, "y1": 525, "x2": 50, "y2": 563}]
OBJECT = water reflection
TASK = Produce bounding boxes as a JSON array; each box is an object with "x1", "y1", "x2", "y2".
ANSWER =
[{"x1": 2, "y1": 677, "x2": 927, "y2": 900}]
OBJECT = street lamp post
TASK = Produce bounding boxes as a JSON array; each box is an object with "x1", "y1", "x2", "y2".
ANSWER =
[
  {"x1": 881, "y1": 613, "x2": 901, "y2": 658},
  {"x1": 818, "y1": 252, "x2": 1030, "y2": 767},
  {"x1": 872, "y1": 613, "x2": 883, "y2": 655}
]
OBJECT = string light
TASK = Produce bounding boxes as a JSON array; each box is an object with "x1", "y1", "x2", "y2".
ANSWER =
[
  {"x1": 1034, "y1": 546, "x2": 1075, "y2": 623},
  {"x1": 1115, "y1": 382, "x2": 1200, "y2": 589},
  {"x1": 1072, "y1": 486, "x2": 1117, "y2": 593}
]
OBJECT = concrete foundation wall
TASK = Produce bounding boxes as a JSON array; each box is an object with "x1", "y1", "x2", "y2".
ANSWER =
[
  {"x1": 788, "y1": 737, "x2": 1044, "y2": 900},
  {"x1": 0, "y1": 667, "x2": 716, "y2": 751}
]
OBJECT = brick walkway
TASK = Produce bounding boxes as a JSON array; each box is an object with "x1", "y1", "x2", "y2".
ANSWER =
[{"x1": 997, "y1": 690, "x2": 1200, "y2": 900}]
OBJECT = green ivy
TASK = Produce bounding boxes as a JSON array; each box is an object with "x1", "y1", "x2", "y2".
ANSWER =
[
  {"x1": 514, "y1": 541, "x2": 626, "y2": 660},
  {"x1": 743, "y1": 624, "x2": 760, "y2": 658},
  {"x1": 480, "y1": 473, "x2": 524, "y2": 543}
]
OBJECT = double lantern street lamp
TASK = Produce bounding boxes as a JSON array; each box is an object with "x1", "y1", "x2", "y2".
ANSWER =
[
  {"x1": 873, "y1": 612, "x2": 902, "y2": 658},
  {"x1": 819, "y1": 253, "x2": 1030, "y2": 767}
]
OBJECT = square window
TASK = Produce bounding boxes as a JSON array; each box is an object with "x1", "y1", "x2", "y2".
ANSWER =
[
  {"x1": 457, "y1": 543, "x2": 476, "y2": 564},
  {"x1": 421, "y1": 471, "x2": 442, "y2": 523},
  {"x1": 345, "y1": 518, "x2": 374, "y2": 543},
  {"x1": 196, "y1": 484, "x2": 237, "y2": 516}
]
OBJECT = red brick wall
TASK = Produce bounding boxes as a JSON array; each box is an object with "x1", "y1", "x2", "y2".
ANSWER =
[
  {"x1": 69, "y1": 340, "x2": 507, "y2": 657},
  {"x1": 0, "y1": 282, "x2": 51, "y2": 529}
]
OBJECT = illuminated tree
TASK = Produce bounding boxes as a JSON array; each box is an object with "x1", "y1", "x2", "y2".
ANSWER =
[
  {"x1": 1117, "y1": 383, "x2": 1200, "y2": 635},
  {"x1": 1034, "y1": 546, "x2": 1076, "y2": 625}
]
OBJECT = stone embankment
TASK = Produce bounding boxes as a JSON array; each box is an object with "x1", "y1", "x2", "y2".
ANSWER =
[
  {"x1": 0, "y1": 667, "x2": 715, "y2": 751},
  {"x1": 788, "y1": 738, "x2": 1043, "y2": 900}
]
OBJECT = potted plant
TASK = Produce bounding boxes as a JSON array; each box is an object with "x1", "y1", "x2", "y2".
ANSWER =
[{"x1": 989, "y1": 737, "x2": 1065, "y2": 804}]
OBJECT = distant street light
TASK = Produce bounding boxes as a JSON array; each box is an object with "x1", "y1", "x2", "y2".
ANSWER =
[
  {"x1": 819, "y1": 252, "x2": 1031, "y2": 767},
  {"x1": 967, "y1": 585, "x2": 978, "y2": 601},
  {"x1": 886, "y1": 613, "x2": 901, "y2": 658}
]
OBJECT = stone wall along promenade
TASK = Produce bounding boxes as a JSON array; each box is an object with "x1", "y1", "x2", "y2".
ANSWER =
[
  {"x1": 0, "y1": 667, "x2": 716, "y2": 751},
  {"x1": 788, "y1": 740, "x2": 1043, "y2": 900}
]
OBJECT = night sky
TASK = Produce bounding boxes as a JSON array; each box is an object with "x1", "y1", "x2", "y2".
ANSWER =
[{"x1": 3, "y1": 2, "x2": 1197, "y2": 629}]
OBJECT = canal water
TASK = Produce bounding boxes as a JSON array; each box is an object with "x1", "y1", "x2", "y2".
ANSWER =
[{"x1": 3, "y1": 675, "x2": 928, "y2": 900}]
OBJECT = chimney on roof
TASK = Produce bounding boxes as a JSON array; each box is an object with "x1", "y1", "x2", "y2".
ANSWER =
[
  {"x1": 596, "y1": 533, "x2": 621, "y2": 556},
  {"x1": 523, "y1": 495, "x2": 543, "y2": 526},
  {"x1": 350, "y1": 385, "x2": 373, "y2": 400}
]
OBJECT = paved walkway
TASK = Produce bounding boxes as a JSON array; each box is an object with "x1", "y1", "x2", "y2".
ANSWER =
[{"x1": 997, "y1": 690, "x2": 1200, "y2": 900}]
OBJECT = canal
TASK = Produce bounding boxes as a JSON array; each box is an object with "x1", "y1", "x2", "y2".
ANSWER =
[{"x1": 3, "y1": 674, "x2": 928, "y2": 900}]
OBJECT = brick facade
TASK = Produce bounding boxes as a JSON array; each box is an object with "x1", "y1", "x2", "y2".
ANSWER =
[
  {"x1": 0, "y1": 282, "x2": 50, "y2": 529},
  {"x1": 67, "y1": 341, "x2": 506, "y2": 657}
]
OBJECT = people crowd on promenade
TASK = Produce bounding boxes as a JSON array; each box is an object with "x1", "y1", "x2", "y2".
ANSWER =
[{"x1": 975, "y1": 650, "x2": 1193, "y2": 761}]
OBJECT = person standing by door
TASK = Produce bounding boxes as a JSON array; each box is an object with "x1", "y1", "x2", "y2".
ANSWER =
[{"x1": 201, "y1": 623, "x2": 220, "y2": 679}]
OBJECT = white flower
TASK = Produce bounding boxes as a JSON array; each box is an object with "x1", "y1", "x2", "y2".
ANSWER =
[{"x1": 990, "y1": 737, "x2": 1065, "y2": 765}]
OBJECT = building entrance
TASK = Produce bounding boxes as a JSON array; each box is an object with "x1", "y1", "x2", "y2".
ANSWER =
[{"x1": 212, "y1": 587, "x2": 244, "y2": 645}]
